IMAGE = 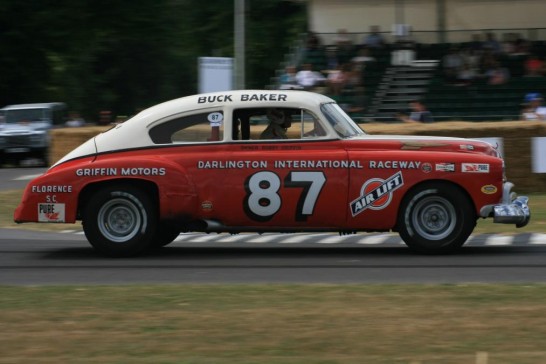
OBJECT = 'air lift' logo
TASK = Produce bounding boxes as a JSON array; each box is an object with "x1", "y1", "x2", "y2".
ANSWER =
[{"x1": 350, "y1": 171, "x2": 404, "y2": 216}]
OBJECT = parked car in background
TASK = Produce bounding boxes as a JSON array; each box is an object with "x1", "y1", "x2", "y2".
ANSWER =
[
  {"x1": 0, "y1": 102, "x2": 66, "y2": 166},
  {"x1": 14, "y1": 91, "x2": 529, "y2": 257}
]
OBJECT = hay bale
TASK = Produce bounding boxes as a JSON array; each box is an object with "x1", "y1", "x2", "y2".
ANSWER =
[{"x1": 49, "y1": 121, "x2": 546, "y2": 192}]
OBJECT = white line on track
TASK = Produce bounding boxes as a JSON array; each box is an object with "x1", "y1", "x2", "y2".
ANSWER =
[
  {"x1": 529, "y1": 233, "x2": 546, "y2": 245},
  {"x1": 357, "y1": 234, "x2": 393, "y2": 245},
  {"x1": 484, "y1": 235, "x2": 513, "y2": 246}
]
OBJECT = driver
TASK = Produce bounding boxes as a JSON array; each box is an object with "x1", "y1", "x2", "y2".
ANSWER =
[{"x1": 260, "y1": 109, "x2": 292, "y2": 139}]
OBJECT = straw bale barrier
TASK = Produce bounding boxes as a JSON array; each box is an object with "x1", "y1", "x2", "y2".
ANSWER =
[{"x1": 50, "y1": 121, "x2": 546, "y2": 192}]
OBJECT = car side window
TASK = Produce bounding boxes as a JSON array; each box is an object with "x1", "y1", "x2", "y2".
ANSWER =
[
  {"x1": 232, "y1": 108, "x2": 325, "y2": 141},
  {"x1": 149, "y1": 111, "x2": 223, "y2": 144},
  {"x1": 300, "y1": 110, "x2": 327, "y2": 138}
]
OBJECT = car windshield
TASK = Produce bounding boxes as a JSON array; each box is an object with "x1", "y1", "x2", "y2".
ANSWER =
[
  {"x1": 320, "y1": 103, "x2": 365, "y2": 138},
  {"x1": 2, "y1": 109, "x2": 50, "y2": 124}
]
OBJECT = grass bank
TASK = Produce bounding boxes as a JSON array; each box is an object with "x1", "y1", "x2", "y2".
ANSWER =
[{"x1": 1, "y1": 284, "x2": 546, "y2": 363}]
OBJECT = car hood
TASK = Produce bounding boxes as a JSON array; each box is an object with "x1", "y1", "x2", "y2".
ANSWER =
[{"x1": 346, "y1": 135, "x2": 501, "y2": 157}]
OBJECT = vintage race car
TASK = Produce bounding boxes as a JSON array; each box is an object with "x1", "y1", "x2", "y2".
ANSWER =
[{"x1": 14, "y1": 90, "x2": 530, "y2": 256}]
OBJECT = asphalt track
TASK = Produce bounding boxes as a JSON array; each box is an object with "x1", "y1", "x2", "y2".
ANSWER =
[
  {"x1": 2, "y1": 167, "x2": 546, "y2": 285},
  {"x1": 2, "y1": 228, "x2": 546, "y2": 285}
]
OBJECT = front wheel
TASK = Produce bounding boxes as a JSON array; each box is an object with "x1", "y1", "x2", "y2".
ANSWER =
[
  {"x1": 397, "y1": 183, "x2": 476, "y2": 254},
  {"x1": 82, "y1": 185, "x2": 157, "y2": 257}
]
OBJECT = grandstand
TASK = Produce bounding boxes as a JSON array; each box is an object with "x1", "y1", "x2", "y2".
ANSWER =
[
  {"x1": 269, "y1": 0, "x2": 546, "y2": 123},
  {"x1": 273, "y1": 38, "x2": 546, "y2": 123}
]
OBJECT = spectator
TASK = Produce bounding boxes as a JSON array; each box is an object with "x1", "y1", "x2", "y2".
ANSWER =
[
  {"x1": 524, "y1": 55, "x2": 544, "y2": 77},
  {"x1": 98, "y1": 110, "x2": 112, "y2": 125},
  {"x1": 486, "y1": 60, "x2": 510, "y2": 85},
  {"x1": 468, "y1": 33, "x2": 484, "y2": 52},
  {"x1": 456, "y1": 63, "x2": 477, "y2": 86},
  {"x1": 278, "y1": 65, "x2": 301, "y2": 90},
  {"x1": 334, "y1": 28, "x2": 354, "y2": 65},
  {"x1": 351, "y1": 47, "x2": 375, "y2": 72},
  {"x1": 397, "y1": 100, "x2": 433, "y2": 123},
  {"x1": 305, "y1": 31, "x2": 322, "y2": 52},
  {"x1": 325, "y1": 46, "x2": 339, "y2": 70},
  {"x1": 461, "y1": 47, "x2": 481, "y2": 70},
  {"x1": 521, "y1": 93, "x2": 546, "y2": 121},
  {"x1": 483, "y1": 32, "x2": 502, "y2": 54},
  {"x1": 442, "y1": 47, "x2": 464, "y2": 83},
  {"x1": 344, "y1": 86, "x2": 367, "y2": 116},
  {"x1": 334, "y1": 28, "x2": 353, "y2": 50},
  {"x1": 295, "y1": 63, "x2": 326, "y2": 90},
  {"x1": 363, "y1": 26, "x2": 386, "y2": 49},
  {"x1": 65, "y1": 112, "x2": 85, "y2": 127},
  {"x1": 326, "y1": 64, "x2": 349, "y2": 95}
]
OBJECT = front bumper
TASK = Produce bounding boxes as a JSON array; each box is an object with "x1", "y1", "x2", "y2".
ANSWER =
[{"x1": 480, "y1": 182, "x2": 530, "y2": 228}]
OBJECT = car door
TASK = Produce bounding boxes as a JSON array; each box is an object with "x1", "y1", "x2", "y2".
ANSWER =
[{"x1": 195, "y1": 107, "x2": 351, "y2": 229}]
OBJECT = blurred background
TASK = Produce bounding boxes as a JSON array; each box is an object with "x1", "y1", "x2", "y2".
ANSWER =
[
  {"x1": 0, "y1": 0, "x2": 306, "y2": 121},
  {"x1": 2, "y1": 0, "x2": 546, "y2": 124}
]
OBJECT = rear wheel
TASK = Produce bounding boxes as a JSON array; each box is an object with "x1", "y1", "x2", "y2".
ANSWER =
[
  {"x1": 82, "y1": 185, "x2": 157, "y2": 257},
  {"x1": 398, "y1": 183, "x2": 476, "y2": 254}
]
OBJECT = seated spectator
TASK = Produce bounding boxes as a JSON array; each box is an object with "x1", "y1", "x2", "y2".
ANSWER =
[
  {"x1": 468, "y1": 33, "x2": 484, "y2": 52},
  {"x1": 305, "y1": 31, "x2": 322, "y2": 52},
  {"x1": 486, "y1": 61, "x2": 510, "y2": 85},
  {"x1": 278, "y1": 65, "x2": 301, "y2": 90},
  {"x1": 397, "y1": 100, "x2": 433, "y2": 123},
  {"x1": 524, "y1": 55, "x2": 545, "y2": 77},
  {"x1": 363, "y1": 26, "x2": 386, "y2": 49},
  {"x1": 334, "y1": 28, "x2": 353, "y2": 50},
  {"x1": 295, "y1": 63, "x2": 326, "y2": 90},
  {"x1": 65, "y1": 112, "x2": 85, "y2": 127},
  {"x1": 521, "y1": 93, "x2": 546, "y2": 121},
  {"x1": 502, "y1": 32, "x2": 518, "y2": 55},
  {"x1": 483, "y1": 32, "x2": 502, "y2": 54},
  {"x1": 334, "y1": 29, "x2": 354, "y2": 64},
  {"x1": 344, "y1": 86, "x2": 367, "y2": 116},
  {"x1": 456, "y1": 63, "x2": 477, "y2": 86},
  {"x1": 460, "y1": 47, "x2": 481, "y2": 75},
  {"x1": 326, "y1": 64, "x2": 349, "y2": 95},
  {"x1": 442, "y1": 47, "x2": 464, "y2": 83},
  {"x1": 324, "y1": 46, "x2": 339, "y2": 70},
  {"x1": 351, "y1": 47, "x2": 375, "y2": 72}
]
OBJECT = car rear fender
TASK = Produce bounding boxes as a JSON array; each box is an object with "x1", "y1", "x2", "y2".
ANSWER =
[{"x1": 75, "y1": 158, "x2": 199, "y2": 222}]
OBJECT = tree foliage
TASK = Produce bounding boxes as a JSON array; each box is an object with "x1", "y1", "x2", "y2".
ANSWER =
[{"x1": 0, "y1": 0, "x2": 306, "y2": 120}]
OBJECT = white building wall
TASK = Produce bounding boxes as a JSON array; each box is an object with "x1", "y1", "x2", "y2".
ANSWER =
[{"x1": 307, "y1": 0, "x2": 546, "y2": 41}]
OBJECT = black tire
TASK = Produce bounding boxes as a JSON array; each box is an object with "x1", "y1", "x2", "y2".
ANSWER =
[
  {"x1": 397, "y1": 183, "x2": 476, "y2": 254},
  {"x1": 151, "y1": 222, "x2": 181, "y2": 248},
  {"x1": 82, "y1": 185, "x2": 157, "y2": 257}
]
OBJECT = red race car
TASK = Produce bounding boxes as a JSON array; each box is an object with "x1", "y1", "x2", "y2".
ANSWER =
[{"x1": 14, "y1": 90, "x2": 530, "y2": 256}]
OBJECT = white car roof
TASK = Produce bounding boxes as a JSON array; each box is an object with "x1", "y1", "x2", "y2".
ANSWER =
[
  {"x1": 54, "y1": 90, "x2": 337, "y2": 166},
  {"x1": 99, "y1": 90, "x2": 335, "y2": 147},
  {"x1": 134, "y1": 90, "x2": 334, "y2": 127}
]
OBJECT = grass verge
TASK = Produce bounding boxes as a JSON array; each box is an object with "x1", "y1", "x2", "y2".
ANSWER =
[{"x1": 1, "y1": 284, "x2": 546, "y2": 363}]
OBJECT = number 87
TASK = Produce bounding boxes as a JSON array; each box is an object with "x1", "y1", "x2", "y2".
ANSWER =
[{"x1": 243, "y1": 171, "x2": 326, "y2": 222}]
